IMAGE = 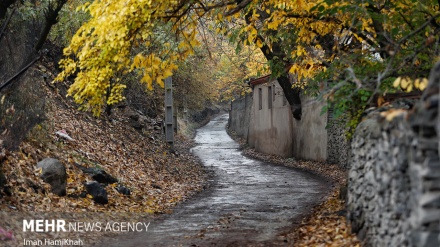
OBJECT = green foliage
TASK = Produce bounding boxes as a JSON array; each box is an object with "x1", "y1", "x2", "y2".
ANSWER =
[
  {"x1": 49, "y1": 0, "x2": 91, "y2": 46},
  {"x1": 308, "y1": 0, "x2": 440, "y2": 138}
]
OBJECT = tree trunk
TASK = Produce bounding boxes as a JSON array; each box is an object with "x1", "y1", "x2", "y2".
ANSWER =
[
  {"x1": 34, "y1": 0, "x2": 67, "y2": 51},
  {"x1": 277, "y1": 74, "x2": 302, "y2": 120},
  {"x1": 232, "y1": 0, "x2": 303, "y2": 120},
  {"x1": 259, "y1": 40, "x2": 302, "y2": 120}
]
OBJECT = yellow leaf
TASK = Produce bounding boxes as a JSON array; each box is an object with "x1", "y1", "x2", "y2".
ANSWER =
[
  {"x1": 419, "y1": 78, "x2": 428, "y2": 90},
  {"x1": 141, "y1": 74, "x2": 152, "y2": 85},
  {"x1": 400, "y1": 77, "x2": 409, "y2": 89},
  {"x1": 380, "y1": 109, "x2": 407, "y2": 121},
  {"x1": 393, "y1": 77, "x2": 401, "y2": 88},
  {"x1": 256, "y1": 39, "x2": 263, "y2": 48},
  {"x1": 156, "y1": 75, "x2": 164, "y2": 88},
  {"x1": 163, "y1": 69, "x2": 173, "y2": 79},
  {"x1": 414, "y1": 78, "x2": 420, "y2": 89}
]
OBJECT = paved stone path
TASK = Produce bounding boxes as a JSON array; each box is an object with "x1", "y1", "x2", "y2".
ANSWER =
[{"x1": 98, "y1": 114, "x2": 329, "y2": 246}]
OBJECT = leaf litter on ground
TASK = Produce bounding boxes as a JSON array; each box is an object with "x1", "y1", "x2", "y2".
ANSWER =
[
  {"x1": 0, "y1": 59, "x2": 207, "y2": 246},
  {"x1": 228, "y1": 130, "x2": 361, "y2": 247}
]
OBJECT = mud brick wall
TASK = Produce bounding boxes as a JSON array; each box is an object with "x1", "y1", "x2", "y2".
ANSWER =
[{"x1": 347, "y1": 63, "x2": 440, "y2": 247}]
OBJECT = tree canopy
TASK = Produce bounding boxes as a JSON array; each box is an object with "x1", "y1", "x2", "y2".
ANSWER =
[{"x1": 55, "y1": 0, "x2": 440, "y2": 129}]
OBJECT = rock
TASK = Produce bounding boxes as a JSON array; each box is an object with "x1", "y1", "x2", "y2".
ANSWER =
[
  {"x1": 126, "y1": 109, "x2": 140, "y2": 121},
  {"x1": 130, "y1": 121, "x2": 143, "y2": 130},
  {"x1": 90, "y1": 169, "x2": 118, "y2": 184},
  {"x1": 116, "y1": 185, "x2": 130, "y2": 196},
  {"x1": 79, "y1": 191, "x2": 87, "y2": 198},
  {"x1": 76, "y1": 164, "x2": 118, "y2": 184},
  {"x1": 36, "y1": 158, "x2": 67, "y2": 196},
  {"x1": 85, "y1": 181, "x2": 108, "y2": 204}
]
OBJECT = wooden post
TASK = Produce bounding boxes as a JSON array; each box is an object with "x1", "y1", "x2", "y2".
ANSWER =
[{"x1": 164, "y1": 77, "x2": 174, "y2": 150}]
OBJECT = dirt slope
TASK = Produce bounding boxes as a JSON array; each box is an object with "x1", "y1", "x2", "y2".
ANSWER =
[{"x1": 0, "y1": 54, "x2": 206, "y2": 246}]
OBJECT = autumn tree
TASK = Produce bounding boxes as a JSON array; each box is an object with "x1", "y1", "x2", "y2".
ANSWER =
[
  {"x1": 55, "y1": 0, "x2": 306, "y2": 117},
  {"x1": 56, "y1": 0, "x2": 440, "y2": 129}
]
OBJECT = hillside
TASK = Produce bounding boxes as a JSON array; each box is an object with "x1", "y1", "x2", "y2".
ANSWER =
[{"x1": 0, "y1": 47, "x2": 207, "y2": 245}]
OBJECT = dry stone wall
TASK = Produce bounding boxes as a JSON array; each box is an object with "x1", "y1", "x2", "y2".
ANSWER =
[
  {"x1": 327, "y1": 115, "x2": 350, "y2": 168},
  {"x1": 407, "y1": 63, "x2": 440, "y2": 247},
  {"x1": 348, "y1": 112, "x2": 413, "y2": 246},
  {"x1": 347, "y1": 63, "x2": 440, "y2": 247}
]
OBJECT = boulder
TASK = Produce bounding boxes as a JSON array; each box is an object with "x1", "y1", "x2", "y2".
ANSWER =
[
  {"x1": 76, "y1": 164, "x2": 118, "y2": 184},
  {"x1": 85, "y1": 181, "x2": 108, "y2": 204},
  {"x1": 36, "y1": 158, "x2": 67, "y2": 196}
]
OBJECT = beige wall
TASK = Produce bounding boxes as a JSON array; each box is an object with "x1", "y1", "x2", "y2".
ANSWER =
[
  {"x1": 248, "y1": 80, "x2": 294, "y2": 157},
  {"x1": 248, "y1": 81, "x2": 329, "y2": 161},
  {"x1": 291, "y1": 94, "x2": 328, "y2": 162}
]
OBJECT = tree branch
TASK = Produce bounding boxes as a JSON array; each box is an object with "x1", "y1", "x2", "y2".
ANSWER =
[
  {"x1": 34, "y1": 0, "x2": 67, "y2": 51},
  {"x1": 225, "y1": 0, "x2": 252, "y2": 16},
  {"x1": 0, "y1": 55, "x2": 41, "y2": 92}
]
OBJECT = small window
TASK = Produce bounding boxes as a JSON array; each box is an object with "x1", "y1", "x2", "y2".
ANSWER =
[
  {"x1": 258, "y1": 88, "x2": 262, "y2": 110},
  {"x1": 268, "y1": 86, "x2": 272, "y2": 109}
]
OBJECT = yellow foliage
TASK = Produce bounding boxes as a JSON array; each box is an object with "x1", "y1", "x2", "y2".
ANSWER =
[
  {"x1": 56, "y1": 0, "x2": 202, "y2": 115},
  {"x1": 56, "y1": 0, "x2": 437, "y2": 116},
  {"x1": 393, "y1": 77, "x2": 428, "y2": 92}
]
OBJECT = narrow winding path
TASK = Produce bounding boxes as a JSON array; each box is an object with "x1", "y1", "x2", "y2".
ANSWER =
[{"x1": 99, "y1": 114, "x2": 329, "y2": 246}]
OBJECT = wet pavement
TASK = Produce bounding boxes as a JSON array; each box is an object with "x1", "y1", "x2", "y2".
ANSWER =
[{"x1": 99, "y1": 114, "x2": 330, "y2": 246}]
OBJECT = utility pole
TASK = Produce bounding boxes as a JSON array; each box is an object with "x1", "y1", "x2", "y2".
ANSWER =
[{"x1": 164, "y1": 77, "x2": 174, "y2": 151}]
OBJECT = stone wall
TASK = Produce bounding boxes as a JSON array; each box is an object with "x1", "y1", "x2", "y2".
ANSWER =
[
  {"x1": 327, "y1": 113, "x2": 351, "y2": 167},
  {"x1": 407, "y1": 63, "x2": 440, "y2": 247},
  {"x1": 347, "y1": 63, "x2": 440, "y2": 247},
  {"x1": 229, "y1": 93, "x2": 252, "y2": 139}
]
